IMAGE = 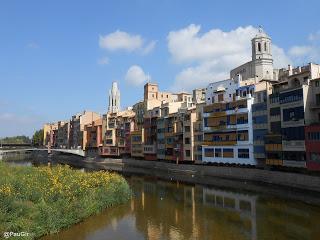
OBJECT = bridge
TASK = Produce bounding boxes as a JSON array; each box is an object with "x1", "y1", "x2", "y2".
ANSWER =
[{"x1": 0, "y1": 148, "x2": 86, "y2": 157}]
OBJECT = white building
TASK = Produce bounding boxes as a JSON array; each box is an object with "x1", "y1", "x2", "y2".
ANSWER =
[
  {"x1": 202, "y1": 91, "x2": 256, "y2": 165},
  {"x1": 108, "y1": 82, "x2": 121, "y2": 113}
]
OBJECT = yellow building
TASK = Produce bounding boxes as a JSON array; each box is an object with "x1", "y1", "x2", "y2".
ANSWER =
[{"x1": 131, "y1": 129, "x2": 144, "y2": 158}]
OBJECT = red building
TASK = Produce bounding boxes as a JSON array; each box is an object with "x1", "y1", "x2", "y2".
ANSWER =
[{"x1": 305, "y1": 124, "x2": 320, "y2": 171}]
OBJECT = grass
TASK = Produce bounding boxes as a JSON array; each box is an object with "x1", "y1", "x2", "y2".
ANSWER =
[{"x1": 0, "y1": 162, "x2": 131, "y2": 239}]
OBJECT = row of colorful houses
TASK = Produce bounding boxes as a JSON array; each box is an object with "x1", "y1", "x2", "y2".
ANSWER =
[{"x1": 43, "y1": 28, "x2": 320, "y2": 171}]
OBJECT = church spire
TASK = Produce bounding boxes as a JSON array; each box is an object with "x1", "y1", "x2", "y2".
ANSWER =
[{"x1": 108, "y1": 81, "x2": 121, "y2": 113}]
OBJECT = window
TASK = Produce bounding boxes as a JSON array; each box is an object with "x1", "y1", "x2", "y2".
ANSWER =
[
  {"x1": 185, "y1": 138, "x2": 190, "y2": 144},
  {"x1": 282, "y1": 126, "x2": 305, "y2": 140},
  {"x1": 270, "y1": 121, "x2": 281, "y2": 134},
  {"x1": 204, "y1": 148, "x2": 214, "y2": 157},
  {"x1": 215, "y1": 148, "x2": 222, "y2": 157},
  {"x1": 308, "y1": 132, "x2": 320, "y2": 141},
  {"x1": 237, "y1": 130, "x2": 248, "y2": 141},
  {"x1": 270, "y1": 107, "x2": 280, "y2": 116},
  {"x1": 310, "y1": 153, "x2": 320, "y2": 163},
  {"x1": 218, "y1": 94, "x2": 224, "y2": 102},
  {"x1": 283, "y1": 106, "x2": 304, "y2": 122},
  {"x1": 258, "y1": 42, "x2": 261, "y2": 52},
  {"x1": 238, "y1": 148, "x2": 249, "y2": 158},
  {"x1": 279, "y1": 88, "x2": 303, "y2": 104},
  {"x1": 223, "y1": 148, "x2": 234, "y2": 158},
  {"x1": 316, "y1": 81, "x2": 320, "y2": 87},
  {"x1": 185, "y1": 150, "x2": 191, "y2": 157},
  {"x1": 184, "y1": 126, "x2": 190, "y2": 132},
  {"x1": 316, "y1": 94, "x2": 320, "y2": 106}
]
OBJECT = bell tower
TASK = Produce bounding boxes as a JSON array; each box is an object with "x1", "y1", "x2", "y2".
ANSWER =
[
  {"x1": 108, "y1": 81, "x2": 121, "y2": 113},
  {"x1": 251, "y1": 26, "x2": 274, "y2": 80}
]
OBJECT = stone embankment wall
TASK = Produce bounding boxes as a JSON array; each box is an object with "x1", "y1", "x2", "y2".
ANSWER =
[{"x1": 53, "y1": 153, "x2": 320, "y2": 193}]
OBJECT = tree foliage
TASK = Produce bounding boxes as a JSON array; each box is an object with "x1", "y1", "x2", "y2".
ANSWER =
[
  {"x1": 0, "y1": 135, "x2": 31, "y2": 144},
  {"x1": 32, "y1": 129, "x2": 44, "y2": 146}
]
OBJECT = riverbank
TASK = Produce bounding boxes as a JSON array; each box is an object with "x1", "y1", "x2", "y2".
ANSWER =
[
  {"x1": 51, "y1": 153, "x2": 320, "y2": 194},
  {"x1": 0, "y1": 162, "x2": 130, "y2": 239}
]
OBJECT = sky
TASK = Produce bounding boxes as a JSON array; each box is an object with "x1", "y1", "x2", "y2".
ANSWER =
[{"x1": 0, "y1": 0, "x2": 319, "y2": 137}]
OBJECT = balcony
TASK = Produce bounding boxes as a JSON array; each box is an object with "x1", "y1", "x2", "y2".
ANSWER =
[
  {"x1": 281, "y1": 119, "x2": 304, "y2": 128},
  {"x1": 266, "y1": 159, "x2": 283, "y2": 166},
  {"x1": 144, "y1": 144, "x2": 156, "y2": 154},
  {"x1": 283, "y1": 160, "x2": 306, "y2": 168},
  {"x1": 254, "y1": 153, "x2": 265, "y2": 159},
  {"x1": 202, "y1": 140, "x2": 237, "y2": 146},
  {"x1": 269, "y1": 115, "x2": 281, "y2": 122},
  {"x1": 253, "y1": 123, "x2": 268, "y2": 130},
  {"x1": 282, "y1": 140, "x2": 305, "y2": 151},
  {"x1": 265, "y1": 144, "x2": 282, "y2": 152}
]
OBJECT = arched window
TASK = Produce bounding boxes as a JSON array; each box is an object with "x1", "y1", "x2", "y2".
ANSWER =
[
  {"x1": 264, "y1": 42, "x2": 267, "y2": 51},
  {"x1": 258, "y1": 42, "x2": 261, "y2": 52},
  {"x1": 293, "y1": 78, "x2": 300, "y2": 87}
]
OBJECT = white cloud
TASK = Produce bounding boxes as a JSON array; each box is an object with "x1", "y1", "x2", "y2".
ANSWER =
[
  {"x1": 308, "y1": 31, "x2": 320, "y2": 41},
  {"x1": 167, "y1": 24, "x2": 255, "y2": 64},
  {"x1": 288, "y1": 31, "x2": 320, "y2": 64},
  {"x1": 142, "y1": 40, "x2": 157, "y2": 55},
  {"x1": 172, "y1": 60, "x2": 228, "y2": 91},
  {"x1": 288, "y1": 46, "x2": 313, "y2": 57},
  {"x1": 125, "y1": 65, "x2": 149, "y2": 86},
  {"x1": 168, "y1": 24, "x2": 292, "y2": 91},
  {"x1": 99, "y1": 30, "x2": 156, "y2": 54},
  {"x1": 97, "y1": 56, "x2": 109, "y2": 65},
  {"x1": 273, "y1": 45, "x2": 293, "y2": 68}
]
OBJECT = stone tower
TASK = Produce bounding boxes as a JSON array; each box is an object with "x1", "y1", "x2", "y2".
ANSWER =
[
  {"x1": 251, "y1": 26, "x2": 274, "y2": 80},
  {"x1": 108, "y1": 81, "x2": 121, "y2": 113}
]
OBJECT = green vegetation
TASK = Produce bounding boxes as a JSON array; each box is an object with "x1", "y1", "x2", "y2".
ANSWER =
[
  {"x1": 0, "y1": 163, "x2": 131, "y2": 239},
  {"x1": 32, "y1": 129, "x2": 44, "y2": 146},
  {"x1": 0, "y1": 136, "x2": 31, "y2": 144}
]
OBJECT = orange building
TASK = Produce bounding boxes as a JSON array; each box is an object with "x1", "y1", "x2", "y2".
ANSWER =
[{"x1": 85, "y1": 118, "x2": 103, "y2": 156}]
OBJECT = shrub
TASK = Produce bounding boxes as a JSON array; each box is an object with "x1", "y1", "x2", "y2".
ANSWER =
[{"x1": 0, "y1": 163, "x2": 131, "y2": 239}]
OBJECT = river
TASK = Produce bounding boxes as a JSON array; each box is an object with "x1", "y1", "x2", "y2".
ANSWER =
[{"x1": 5, "y1": 157, "x2": 320, "y2": 240}]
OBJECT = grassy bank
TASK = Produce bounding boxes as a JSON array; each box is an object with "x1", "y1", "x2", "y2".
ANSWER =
[{"x1": 0, "y1": 162, "x2": 131, "y2": 239}]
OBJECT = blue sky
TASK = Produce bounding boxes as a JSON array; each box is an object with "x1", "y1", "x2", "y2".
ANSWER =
[{"x1": 0, "y1": 0, "x2": 319, "y2": 137}]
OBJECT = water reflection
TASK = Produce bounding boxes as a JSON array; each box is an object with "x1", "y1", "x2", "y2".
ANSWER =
[{"x1": 42, "y1": 175, "x2": 320, "y2": 240}]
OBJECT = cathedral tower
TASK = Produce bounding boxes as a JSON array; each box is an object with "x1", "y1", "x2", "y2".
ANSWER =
[
  {"x1": 108, "y1": 81, "x2": 120, "y2": 113},
  {"x1": 251, "y1": 26, "x2": 274, "y2": 80}
]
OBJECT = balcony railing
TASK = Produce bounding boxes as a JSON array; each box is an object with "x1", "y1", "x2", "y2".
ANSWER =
[
  {"x1": 143, "y1": 144, "x2": 156, "y2": 154},
  {"x1": 282, "y1": 140, "x2": 305, "y2": 151},
  {"x1": 265, "y1": 144, "x2": 282, "y2": 152},
  {"x1": 202, "y1": 141, "x2": 237, "y2": 146},
  {"x1": 266, "y1": 159, "x2": 283, "y2": 166}
]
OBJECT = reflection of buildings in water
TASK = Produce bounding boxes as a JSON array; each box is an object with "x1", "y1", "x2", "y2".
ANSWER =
[
  {"x1": 257, "y1": 198, "x2": 319, "y2": 240},
  {"x1": 130, "y1": 176, "x2": 261, "y2": 240},
  {"x1": 131, "y1": 178, "x2": 199, "y2": 240},
  {"x1": 202, "y1": 188, "x2": 257, "y2": 240}
]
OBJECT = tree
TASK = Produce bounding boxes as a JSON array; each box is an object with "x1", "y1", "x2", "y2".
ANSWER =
[
  {"x1": 0, "y1": 136, "x2": 31, "y2": 144},
  {"x1": 32, "y1": 129, "x2": 44, "y2": 147}
]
